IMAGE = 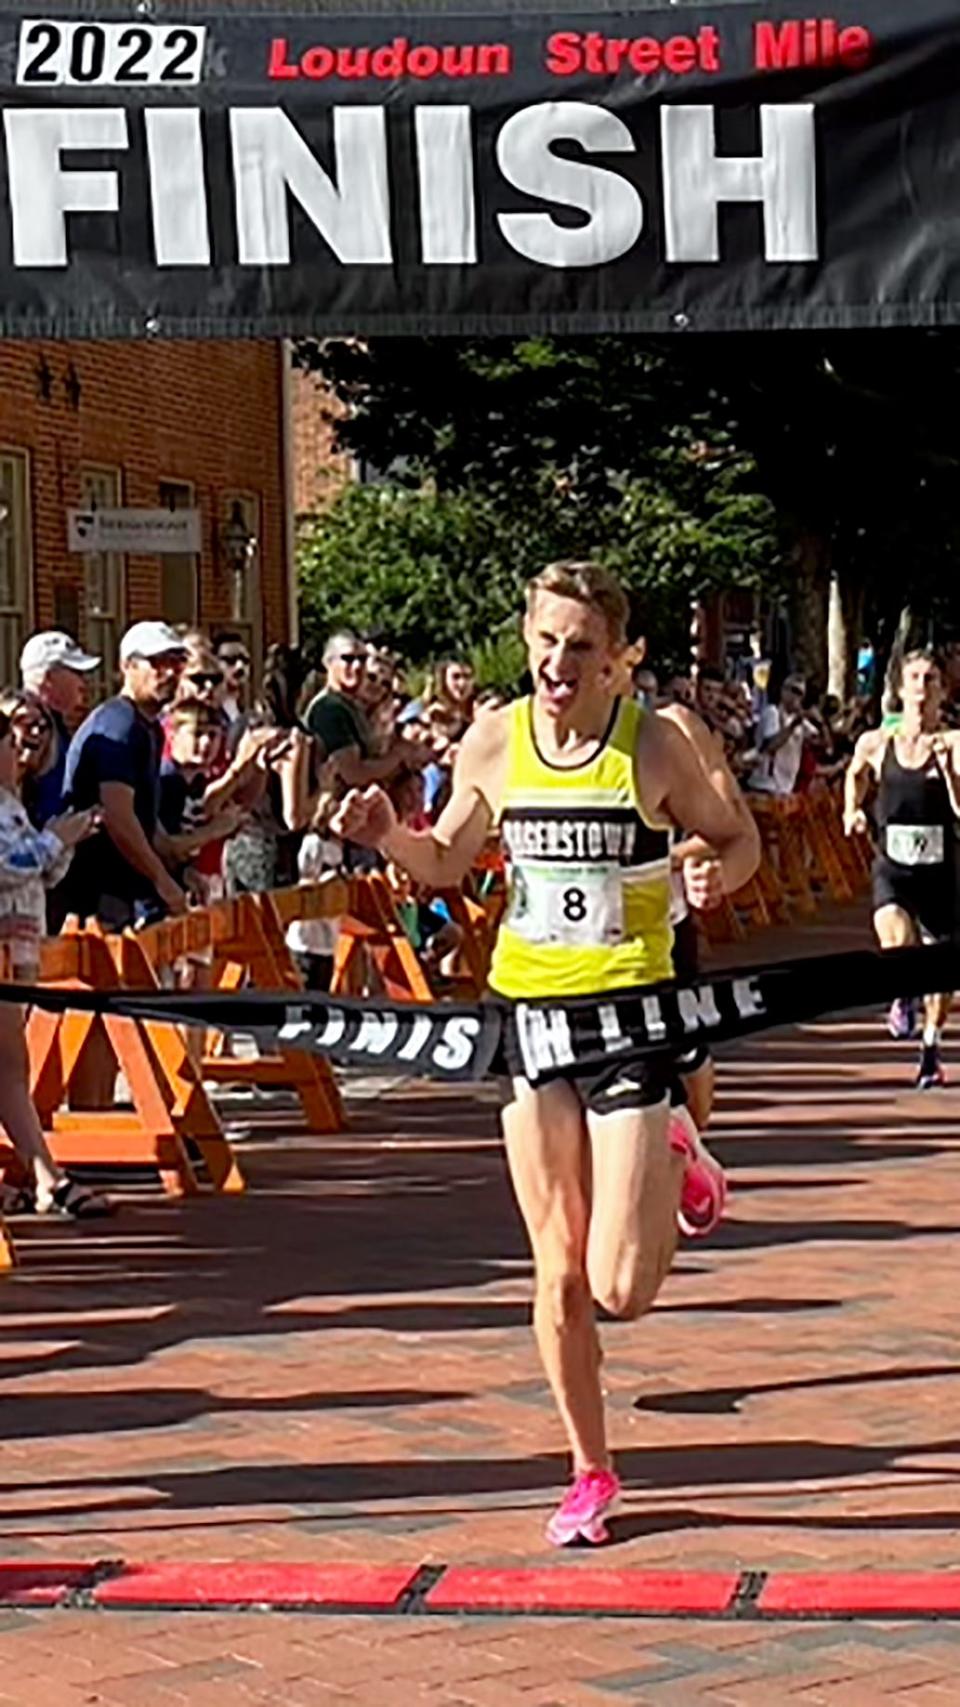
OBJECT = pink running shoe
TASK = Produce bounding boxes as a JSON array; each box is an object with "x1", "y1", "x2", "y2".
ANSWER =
[
  {"x1": 669, "y1": 1113, "x2": 727, "y2": 1239},
  {"x1": 888, "y1": 996, "x2": 918, "y2": 1040},
  {"x1": 546, "y1": 1467, "x2": 621, "y2": 1547}
]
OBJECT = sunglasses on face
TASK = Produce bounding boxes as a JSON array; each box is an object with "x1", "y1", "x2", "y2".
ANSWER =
[
  {"x1": 337, "y1": 653, "x2": 365, "y2": 666},
  {"x1": 219, "y1": 653, "x2": 250, "y2": 669},
  {"x1": 187, "y1": 672, "x2": 224, "y2": 688}
]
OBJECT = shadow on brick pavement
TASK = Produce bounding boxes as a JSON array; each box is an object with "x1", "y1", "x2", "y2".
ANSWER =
[{"x1": 1, "y1": 905, "x2": 960, "y2": 1575}]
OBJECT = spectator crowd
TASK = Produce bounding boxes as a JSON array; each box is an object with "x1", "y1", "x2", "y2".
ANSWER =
[
  {"x1": 0, "y1": 620, "x2": 493, "y2": 995},
  {"x1": 0, "y1": 607, "x2": 950, "y2": 1222},
  {"x1": 5, "y1": 605, "x2": 943, "y2": 973},
  {"x1": 648, "y1": 658, "x2": 871, "y2": 796},
  {"x1": 0, "y1": 615, "x2": 913, "y2": 997}
]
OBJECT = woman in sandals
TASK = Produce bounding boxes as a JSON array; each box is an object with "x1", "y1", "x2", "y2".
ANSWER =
[{"x1": 0, "y1": 703, "x2": 110, "y2": 1218}]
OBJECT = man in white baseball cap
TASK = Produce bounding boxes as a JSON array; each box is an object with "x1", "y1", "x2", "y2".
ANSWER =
[
  {"x1": 20, "y1": 629, "x2": 100, "y2": 686},
  {"x1": 118, "y1": 620, "x2": 189, "y2": 667},
  {"x1": 61, "y1": 620, "x2": 188, "y2": 933},
  {"x1": 20, "y1": 630, "x2": 101, "y2": 830}
]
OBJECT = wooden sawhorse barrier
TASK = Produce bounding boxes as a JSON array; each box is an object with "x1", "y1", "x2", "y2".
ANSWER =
[
  {"x1": 24, "y1": 922, "x2": 244, "y2": 1197},
  {"x1": 332, "y1": 871, "x2": 434, "y2": 1002},
  {"x1": 201, "y1": 887, "x2": 345, "y2": 1132}
]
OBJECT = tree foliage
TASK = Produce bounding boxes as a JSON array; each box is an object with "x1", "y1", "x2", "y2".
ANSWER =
[{"x1": 295, "y1": 337, "x2": 783, "y2": 677}]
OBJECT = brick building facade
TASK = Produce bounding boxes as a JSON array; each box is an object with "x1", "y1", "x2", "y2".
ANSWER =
[
  {"x1": 0, "y1": 338, "x2": 292, "y2": 695},
  {"x1": 290, "y1": 365, "x2": 352, "y2": 524}
]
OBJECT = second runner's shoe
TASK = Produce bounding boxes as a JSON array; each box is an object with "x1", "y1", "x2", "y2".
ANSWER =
[
  {"x1": 546, "y1": 1467, "x2": 621, "y2": 1546},
  {"x1": 916, "y1": 1043, "x2": 946, "y2": 1090},
  {"x1": 888, "y1": 997, "x2": 918, "y2": 1040},
  {"x1": 669, "y1": 1111, "x2": 727, "y2": 1238}
]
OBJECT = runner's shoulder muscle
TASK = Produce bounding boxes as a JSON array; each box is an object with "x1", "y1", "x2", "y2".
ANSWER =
[
  {"x1": 658, "y1": 704, "x2": 725, "y2": 773},
  {"x1": 659, "y1": 703, "x2": 746, "y2": 813}
]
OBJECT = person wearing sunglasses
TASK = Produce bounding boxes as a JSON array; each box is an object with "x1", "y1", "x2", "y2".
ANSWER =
[
  {"x1": 213, "y1": 631, "x2": 251, "y2": 727},
  {"x1": 177, "y1": 645, "x2": 227, "y2": 714},
  {"x1": 304, "y1": 630, "x2": 430, "y2": 793}
]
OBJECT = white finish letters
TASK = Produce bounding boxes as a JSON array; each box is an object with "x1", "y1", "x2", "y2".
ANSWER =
[{"x1": 661, "y1": 102, "x2": 817, "y2": 262}]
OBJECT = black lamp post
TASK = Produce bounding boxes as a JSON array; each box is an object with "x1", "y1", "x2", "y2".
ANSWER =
[{"x1": 219, "y1": 500, "x2": 257, "y2": 619}]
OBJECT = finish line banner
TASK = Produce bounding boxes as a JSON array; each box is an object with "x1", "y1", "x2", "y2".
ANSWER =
[
  {"x1": 4, "y1": 940, "x2": 958, "y2": 1083},
  {"x1": 2, "y1": 0, "x2": 960, "y2": 336}
]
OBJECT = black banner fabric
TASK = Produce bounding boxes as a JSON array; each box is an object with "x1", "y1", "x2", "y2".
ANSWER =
[
  {"x1": 6, "y1": 939, "x2": 959, "y2": 1082},
  {"x1": 3, "y1": 0, "x2": 960, "y2": 335}
]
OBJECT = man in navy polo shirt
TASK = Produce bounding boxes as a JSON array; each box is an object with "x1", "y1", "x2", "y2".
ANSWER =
[
  {"x1": 62, "y1": 621, "x2": 188, "y2": 928},
  {"x1": 19, "y1": 630, "x2": 101, "y2": 827}
]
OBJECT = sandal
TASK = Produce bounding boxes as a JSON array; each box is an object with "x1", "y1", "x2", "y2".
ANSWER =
[{"x1": 42, "y1": 1179, "x2": 113, "y2": 1220}]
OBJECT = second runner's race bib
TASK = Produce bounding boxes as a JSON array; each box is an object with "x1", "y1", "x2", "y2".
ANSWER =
[
  {"x1": 885, "y1": 824, "x2": 945, "y2": 866},
  {"x1": 505, "y1": 861, "x2": 625, "y2": 947}
]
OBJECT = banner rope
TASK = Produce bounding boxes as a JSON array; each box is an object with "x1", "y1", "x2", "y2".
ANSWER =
[{"x1": 3, "y1": 940, "x2": 957, "y2": 1085}]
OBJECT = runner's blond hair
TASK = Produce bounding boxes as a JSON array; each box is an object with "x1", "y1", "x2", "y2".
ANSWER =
[{"x1": 526, "y1": 561, "x2": 629, "y2": 646}]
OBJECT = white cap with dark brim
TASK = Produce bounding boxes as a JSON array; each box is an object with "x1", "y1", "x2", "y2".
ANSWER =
[{"x1": 119, "y1": 621, "x2": 189, "y2": 665}]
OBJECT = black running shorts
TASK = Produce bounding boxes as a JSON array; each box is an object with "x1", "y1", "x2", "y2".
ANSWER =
[
  {"x1": 497, "y1": 1003, "x2": 670, "y2": 1113},
  {"x1": 872, "y1": 856, "x2": 956, "y2": 944}
]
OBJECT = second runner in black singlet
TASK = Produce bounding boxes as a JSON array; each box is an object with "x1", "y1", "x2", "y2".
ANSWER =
[{"x1": 872, "y1": 738, "x2": 957, "y2": 940}]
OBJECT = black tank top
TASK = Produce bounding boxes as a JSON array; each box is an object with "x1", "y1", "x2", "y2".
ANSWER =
[{"x1": 877, "y1": 738, "x2": 952, "y2": 843}]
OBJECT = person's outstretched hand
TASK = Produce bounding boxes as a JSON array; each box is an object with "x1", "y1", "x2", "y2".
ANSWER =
[
  {"x1": 48, "y1": 807, "x2": 101, "y2": 847},
  {"x1": 331, "y1": 785, "x2": 397, "y2": 848}
]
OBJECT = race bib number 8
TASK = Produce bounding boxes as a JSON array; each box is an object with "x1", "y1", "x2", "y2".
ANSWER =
[
  {"x1": 507, "y1": 862, "x2": 625, "y2": 948},
  {"x1": 17, "y1": 20, "x2": 206, "y2": 86}
]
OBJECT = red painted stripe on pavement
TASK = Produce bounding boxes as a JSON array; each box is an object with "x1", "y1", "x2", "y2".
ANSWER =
[
  {"x1": 427, "y1": 1568, "x2": 740, "y2": 1614},
  {"x1": 0, "y1": 1563, "x2": 97, "y2": 1606},
  {"x1": 759, "y1": 1573, "x2": 960, "y2": 1615},
  {"x1": 93, "y1": 1563, "x2": 421, "y2": 1608}
]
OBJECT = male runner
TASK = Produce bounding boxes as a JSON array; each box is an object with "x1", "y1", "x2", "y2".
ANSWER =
[
  {"x1": 659, "y1": 701, "x2": 760, "y2": 1133},
  {"x1": 334, "y1": 562, "x2": 759, "y2": 1545},
  {"x1": 845, "y1": 648, "x2": 960, "y2": 1089}
]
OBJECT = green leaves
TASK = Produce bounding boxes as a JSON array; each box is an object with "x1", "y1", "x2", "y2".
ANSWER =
[{"x1": 294, "y1": 335, "x2": 782, "y2": 675}]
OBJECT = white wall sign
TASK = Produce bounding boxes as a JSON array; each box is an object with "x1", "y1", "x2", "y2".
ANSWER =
[{"x1": 68, "y1": 507, "x2": 202, "y2": 554}]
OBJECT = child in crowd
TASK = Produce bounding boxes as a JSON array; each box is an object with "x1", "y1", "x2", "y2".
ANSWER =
[
  {"x1": 0, "y1": 707, "x2": 109, "y2": 1217},
  {"x1": 157, "y1": 699, "x2": 245, "y2": 908},
  {"x1": 285, "y1": 767, "x2": 345, "y2": 990},
  {"x1": 387, "y1": 768, "x2": 463, "y2": 985}
]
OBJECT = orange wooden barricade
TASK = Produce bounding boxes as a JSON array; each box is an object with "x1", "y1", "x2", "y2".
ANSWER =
[
  {"x1": 201, "y1": 888, "x2": 345, "y2": 1132},
  {"x1": 332, "y1": 871, "x2": 433, "y2": 1002},
  {"x1": 25, "y1": 922, "x2": 215, "y2": 1195}
]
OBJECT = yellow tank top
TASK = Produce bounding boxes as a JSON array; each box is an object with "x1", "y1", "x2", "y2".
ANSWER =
[{"x1": 488, "y1": 696, "x2": 673, "y2": 999}]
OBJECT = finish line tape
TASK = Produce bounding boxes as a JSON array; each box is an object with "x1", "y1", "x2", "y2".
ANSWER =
[{"x1": 2, "y1": 939, "x2": 957, "y2": 1084}]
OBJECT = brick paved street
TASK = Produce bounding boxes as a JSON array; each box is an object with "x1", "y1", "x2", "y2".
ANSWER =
[{"x1": 3, "y1": 905, "x2": 960, "y2": 1699}]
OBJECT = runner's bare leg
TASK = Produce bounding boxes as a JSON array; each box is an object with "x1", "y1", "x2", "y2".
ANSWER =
[
  {"x1": 503, "y1": 1077, "x2": 607, "y2": 1473},
  {"x1": 585, "y1": 1098, "x2": 682, "y2": 1320}
]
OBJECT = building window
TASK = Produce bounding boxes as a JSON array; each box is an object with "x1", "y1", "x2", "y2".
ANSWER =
[
  {"x1": 158, "y1": 479, "x2": 198, "y2": 628},
  {"x1": 0, "y1": 449, "x2": 32, "y2": 687},
  {"x1": 80, "y1": 464, "x2": 125, "y2": 695},
  {"x1": 219, "y1": 491, "x2": 261, "y2": 669}
]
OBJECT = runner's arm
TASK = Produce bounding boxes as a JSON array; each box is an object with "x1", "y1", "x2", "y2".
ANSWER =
[
  {"x1": 843, "y1": 732, "x2": 878, "y2": 833},
  {"x1": 931, "y1": 733, "x2": 960, "y2": 819},
  {"x1": 651, "y1": 719, "x2": 758, "y2": 896},
  {"x1": 660, "y1": 705, "x2": 760, "y2": 886}
]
